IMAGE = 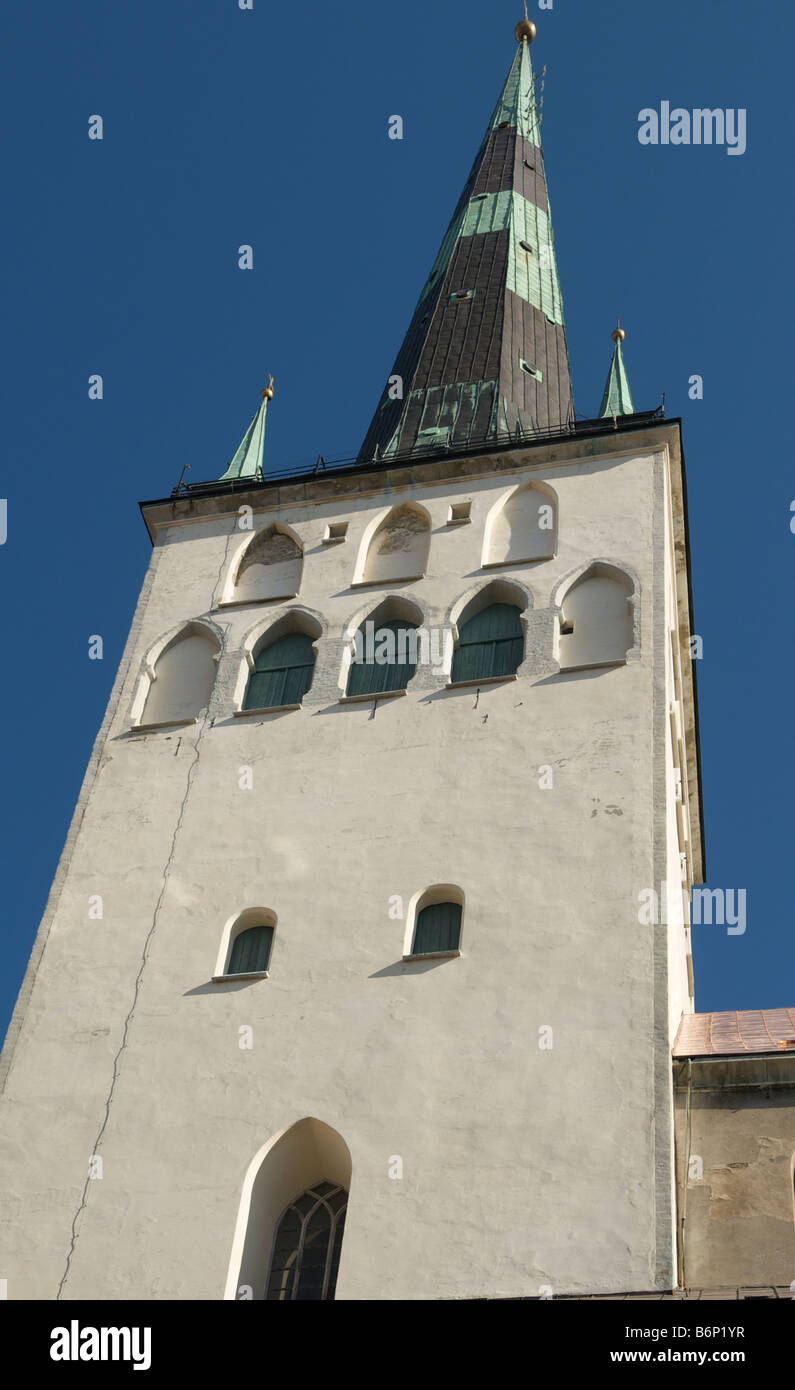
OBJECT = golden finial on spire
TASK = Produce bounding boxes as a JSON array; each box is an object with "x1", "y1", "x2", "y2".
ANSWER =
[
  {"x1": 515, "y1": 1, "x2": 536, "y2": 43},
  {"x1": 261, "y1": 373, "x2": 275, "y2": 400},
  {"x1": 612, "y1": 318, "x2": 626, "y2": 343}
]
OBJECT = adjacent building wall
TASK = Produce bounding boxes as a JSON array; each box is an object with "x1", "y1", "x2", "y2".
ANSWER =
[{"x1": 674, "y1": 1058, "x2": 795, "y2": 1289}]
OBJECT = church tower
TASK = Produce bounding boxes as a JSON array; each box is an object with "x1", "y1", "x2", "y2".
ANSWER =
[{"x1": 0, "y1": 17, "x2": 704, "y2": 1301}]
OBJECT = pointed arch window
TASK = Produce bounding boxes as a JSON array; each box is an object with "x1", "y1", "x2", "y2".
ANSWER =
[
  {"x1": 266, "y1": 1182, "x2": 348, "y2": 1301},
  {"x1": 227, "y1": 925, "x2": 274, "y2": 976},
  {"x1": 451, "y1": 602, "x2": 523, "y2": 684},
  {"x1": 244, "y1": 632, "x2": 316, "y2": 710},
  {"x1": 346, "y1": 618, "x2": 419, "y2": 698},
  {"x1": 412, "y1": 901, "x2": 462, "y2": 956}
]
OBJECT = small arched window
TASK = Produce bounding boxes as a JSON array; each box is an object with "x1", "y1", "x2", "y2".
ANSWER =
[
  {"x1": 412, "y1": 901, "x2": 462, "y2": 956},
  {"x1": 346, "y1": 618, "x2": 418, "y2": 698},
  {"x1": 244, "y1": 632, "x2": 316, "y2": 710},
  {"x1": 451, "y1": 602, "x2": 523, "y2": 683},
  {"x1": 227, "y1": 924, "x2": 274, "y2": 976},
  {"x1": 266, "y1": 1182, "x2": 348, "y2": 1301}
]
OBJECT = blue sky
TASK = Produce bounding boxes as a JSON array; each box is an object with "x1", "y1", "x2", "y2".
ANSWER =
[{"x1": 1, "y1": 0, "x2": 792, "y2": 1043}]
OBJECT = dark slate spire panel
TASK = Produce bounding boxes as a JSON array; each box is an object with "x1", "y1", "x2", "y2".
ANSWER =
[{"x1": 358, "y1": 34, "x2": 574, "y2": 463}]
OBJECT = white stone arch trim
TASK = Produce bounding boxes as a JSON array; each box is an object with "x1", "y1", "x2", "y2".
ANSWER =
[
  {"x1": 351, "y1": 499, "x2": 432, "y2": 585},
  {"x1": 220, "y1": 519, "x2": 306, "y2": 605},
  {"x1": 551, "y1": 558, "x2": 641, "y2": 658},
  {"x1": 232, "y1": 605, "x2": 326, "y2": 710},
  {"x1": 214, "y1": 905, "x2": 277, "y2": 979},
  {"x1": 223, "y1": 1117, "x2": 353, "y2": 1301},
  {"x1": 481, "y1": 478, "x2": 559, "y2": 568},
  {"x1": 338, "y1": 592, "x2": 428, "y2": 695},
  {"x1": 403, "y1": 883, "x2": 466, "y2": 957},
  {"x1": 129, "y1": 616, "x2": 225, "y2": 727}
]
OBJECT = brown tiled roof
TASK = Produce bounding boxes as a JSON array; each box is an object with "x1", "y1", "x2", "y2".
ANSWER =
[{"x1": 673, "y1": 1008, "x2": 795, "y2": 1057}]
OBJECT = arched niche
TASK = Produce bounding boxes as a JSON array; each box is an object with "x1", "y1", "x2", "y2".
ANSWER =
[
  {"x1": 557, "y1": 563, "x2": 634, "y2": 671},
  {"x1": 225, "y1": 1118, "x2": 352, "y2": 1301},
  {"x1": 360, "y1": 503, "x2": 430, "y2": 585},
  {"x1": 483, "y1": 482, "x2": 557, "y2": 567},
  {"x1": 232, "y1": 525, "x2": 303, "y2": 604},
  {"x1": 140, "y1": 623, "x2": 221, "y2": 727}
]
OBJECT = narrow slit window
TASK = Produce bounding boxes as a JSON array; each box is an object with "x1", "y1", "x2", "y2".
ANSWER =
[
  {"x1": 519, "y1": 358, "x2": 543, "y2": 383},
  {"x1": 448, "y1": 501, "x2": 472, "y2": 525},
  {"x1": 323, "y1": 522, "x2": 348, "y2": 544}
]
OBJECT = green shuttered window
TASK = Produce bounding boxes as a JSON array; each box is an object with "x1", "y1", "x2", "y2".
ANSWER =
[
  {"x1": 346, "y1": 619, "x2": 418, "y2": 698},
  {"x1": 451, "y1": 602, "x2": 523, "y2": 683},
  {"x1": 412, "y1": 902, "x2": 462, "y2": 955},
  {"x1": 244, "y1": 633, "x2": 315, "y2": 710},
  {"x1": 227, "y1": 924, "x2": 274, "y2": 976}
]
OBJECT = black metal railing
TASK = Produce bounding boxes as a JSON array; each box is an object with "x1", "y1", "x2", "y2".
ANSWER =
[{"x1": 171, "y1": 406, "x2": 666, "y2": 500}]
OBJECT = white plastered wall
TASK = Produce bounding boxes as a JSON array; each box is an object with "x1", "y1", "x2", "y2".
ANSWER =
[{"x1": 0, "y1": 431, "x2": 698, "y2": 1301}]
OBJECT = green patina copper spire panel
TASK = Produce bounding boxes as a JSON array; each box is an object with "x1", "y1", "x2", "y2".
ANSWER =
[
  {"x1": 489, "y1": 36, "x2": 541, "y2": 146},
  {"x1": 358, "y1": 24, "x2": 574, "y2": 463},
  {"x1": 218, "y1": 381, "x2": 273, "y2": 482},
  {"x1": 599, "y1": 331, "x2": 634, "y2": 418}
]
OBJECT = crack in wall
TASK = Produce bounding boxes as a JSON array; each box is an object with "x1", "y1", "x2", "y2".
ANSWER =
[
  {"x1": 211, "y1": 516, "x2": 246, "y2": 608},
  {"x1": 56, "y1": 711, "x2": 210, "y2": 1298},
  {"x1": 58, "y1": 709, "x2": 213, "y2": 1294},
  {"x1": 58, "y1": 527, "x2": 237, "y2": 1296}
]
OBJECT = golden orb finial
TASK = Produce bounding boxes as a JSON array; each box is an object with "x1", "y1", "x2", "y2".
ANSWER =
[
  {"x1": 612, "y1": 318, "x2": 626, "y2": 343},
  {"x1": 515, "y1": 17, "x2": 536, "y2": 43},
  {"x1": 261, "y1": 372, "x2": 275, "y2": 400}
]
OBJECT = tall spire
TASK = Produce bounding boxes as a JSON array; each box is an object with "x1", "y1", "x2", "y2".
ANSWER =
[
  {"x1": 598, "y1": 323, "x2": 634, "y2": 418},
  {"x1": 218, "y1": 376, "x2": 274, "y2": 482},
  {"x1": 358, "y1": 17, "x2": 573, "y2": 463}
]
